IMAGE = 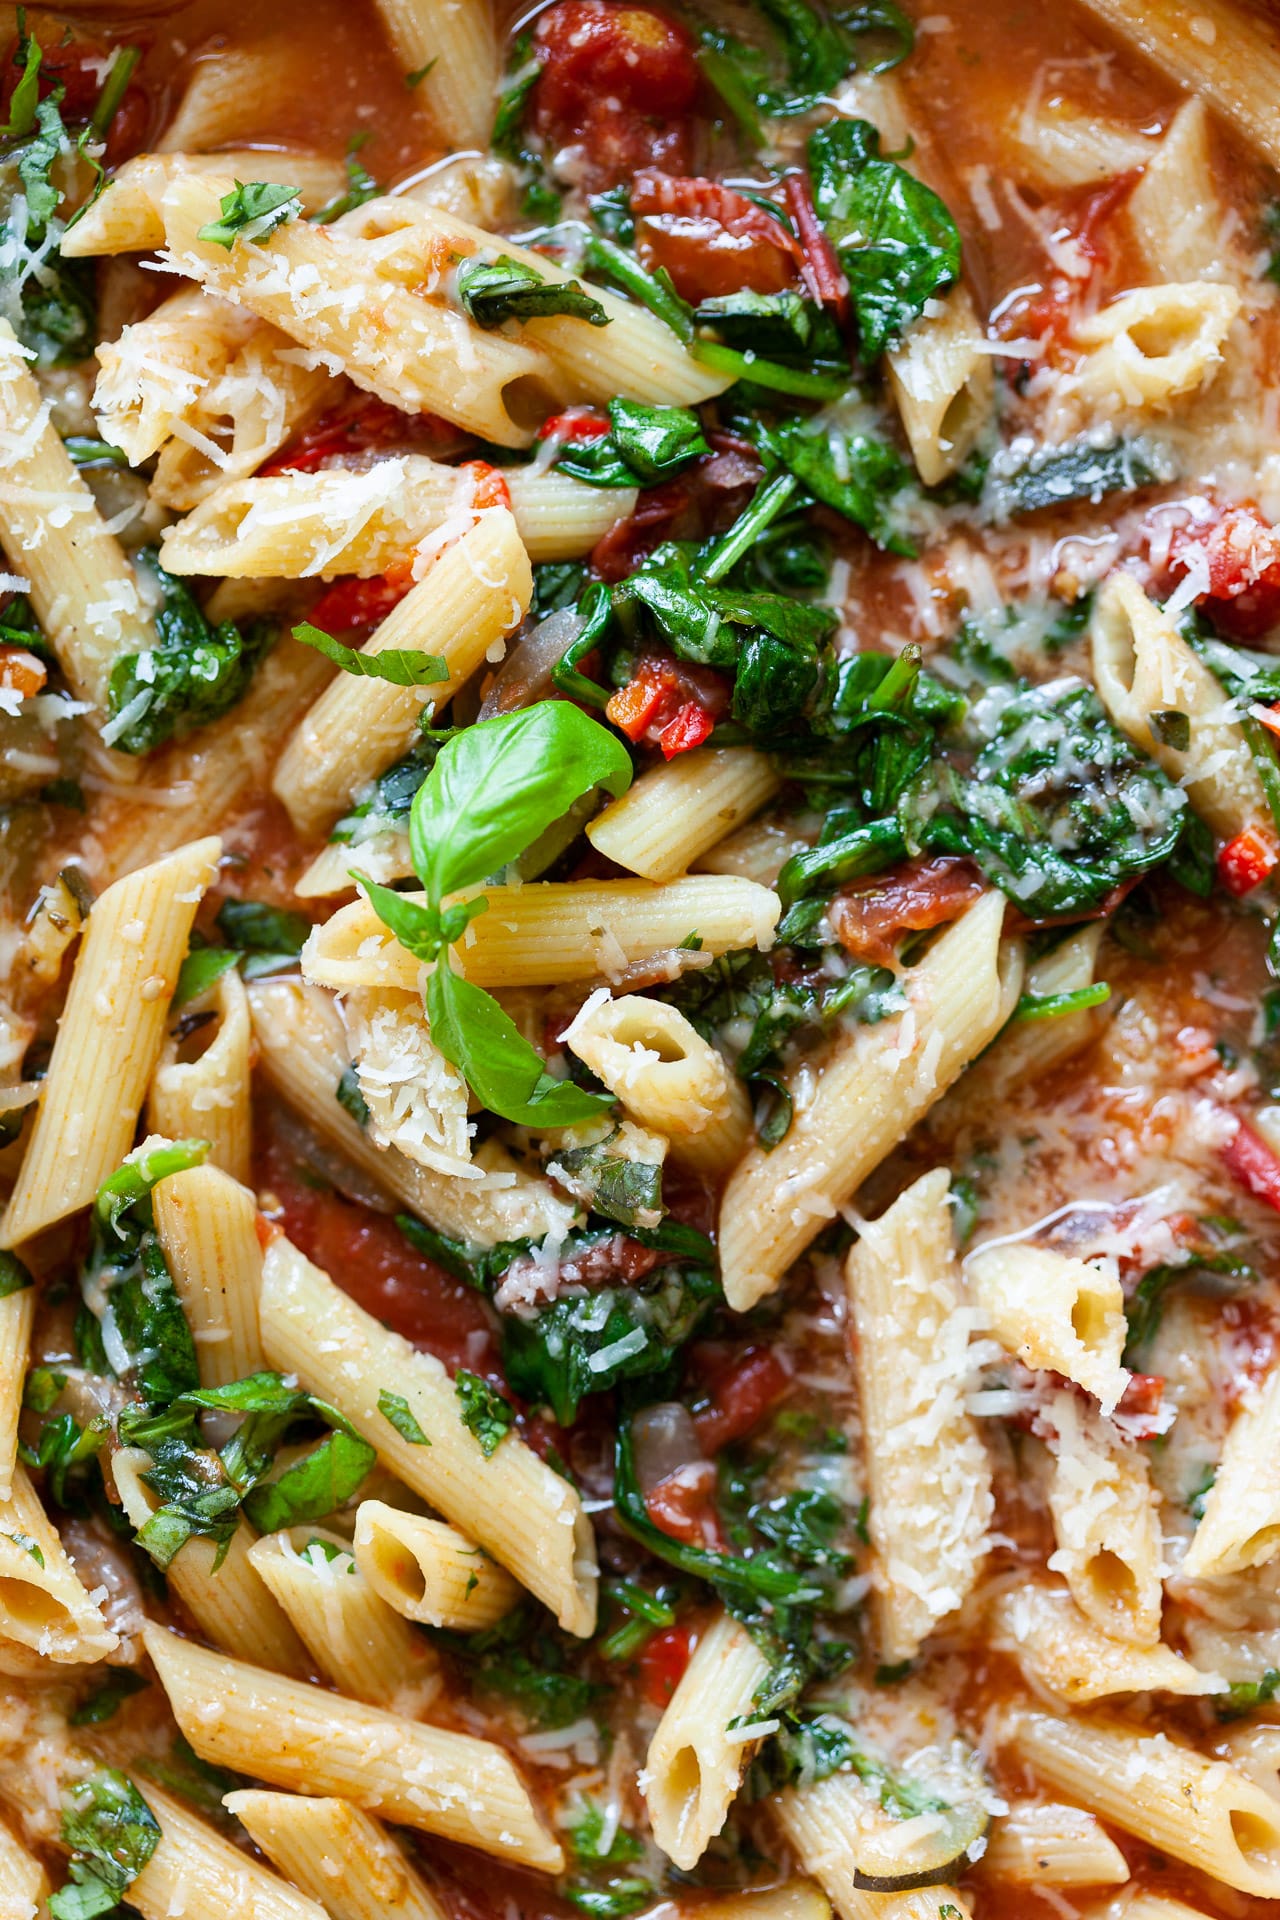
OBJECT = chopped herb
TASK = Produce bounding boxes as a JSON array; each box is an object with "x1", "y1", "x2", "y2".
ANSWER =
[
  {"x1": 378, "y1": 1388, "x2": 430, "y2": 1446},
  {"x1": 547, "y1": 1129, "x2": 664, "y2": 1230},
  {"x1": 292, "y1": 619, "x2": 449, "y2": 686},
  {"x1": 1217, "y1": 1669, "x2": 1280, "y2": 1721},
  {"x1": 1, "y1": 1529, "x2": 43, "y2": 1566},
  {"x1": 456, "y1": 254, "x2": 610, "y2": 329},
  {"x1": 174, "y1": 942, "x2": 241, "y2": 1007},
  {"x1": 214, "y1": 899, "x2": 311, "y2": 980},
  {"x1": 313, "y1": 138, "x2": 380, "y2": 222},
  {"x1": 455, "y1": 1370, "x2": 515, "y2": 1456},
  {"x1": 1013, "y1": 983, "x2": 1111, "y2": 1021},
  {"x1": 50, "y1": 1768, "x2": 160, "y2": 1920},
  {"x1": 196, "y1": 179, "x2": 302, "y2": 248},
  {"x1": 105, "y1": 552, "x2": 270, "y2": 755},
  {"x1": 70, "y1": 1670, "x2": 149, "y2": 1728},
  {"x1": 0, "y1": 1251, "x2": 32, "y2": 1297}
]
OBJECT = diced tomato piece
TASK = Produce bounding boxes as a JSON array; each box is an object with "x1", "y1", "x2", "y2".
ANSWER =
[
  {"x1": 1223, "y1": 1117, "x2": 1280, "y2": 1215},
  {"x1": 0, "y1": 645, "x2": 46, "y2": 699},
  {"x1": 459, "y1": 460, "x2": 512, "y2": 511},
  {"x1": 305, "y1": 572, "x2": 412, "y2": 636},
  {"x1": 644, "y1": 1463, "x2": 722, "y2": 1548},
  {"x1": 606, "y1": 670, "x2": 669, "y2": 742},
  {"x1": 831, "y1": 856, "x2": 986, "y2": 966},
  {"x1": 692, "y1": 1346, "x2": 791, "y2": 1453},
  {"x1": 631, "y1": 171, "x2": 799, "y2": 304},
  {"x1": 782, "y1": 172, "x2": 849, "y2": 328},
  {"x1": 658, "y1": 699, "x2": 714, "y2": 758},
  {"x1": 1217, "y1": 826, "x2": 1278, "y2": 897},
  {"x1": 260, "y1": 395, "x2": 456, "y2": 477},
  {"x1": 636, "y1": 1624, "x2": 691, "y2": 1707},
  {"x1": 532, "y1": 1, "x2": 700, "y2": 190},
  {"x1": 1166, "y1": 504, "x2": 1280, "y2": 639},
  {"x1": 538, "y1": 410, "x2": 611, "y2": 442}
]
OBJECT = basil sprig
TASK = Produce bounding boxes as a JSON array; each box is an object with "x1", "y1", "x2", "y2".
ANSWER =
[{"x1": 355, "y1": 701, "x2": 633, "y2": 1125}]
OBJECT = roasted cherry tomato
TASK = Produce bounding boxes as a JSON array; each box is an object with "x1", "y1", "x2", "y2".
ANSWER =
[
  {"x1": 831, "y1": 856, "x2": 986, "y2": 965},
  {"x1": 632, "y1": 170, "x2": 799, "y2": 304},
  {"x1": 636, "y1": 1624, "x2": 692, "y2": 1707},
  {"x1": 1217, "y1": 826, "x2": 1279, "y2": 898},
  {"x1": 532, "y1": 1, "x2": 700, "y2": 190}
]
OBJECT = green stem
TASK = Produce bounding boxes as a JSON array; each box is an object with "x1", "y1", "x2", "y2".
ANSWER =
[
  {"x1": 690, "y1": 339, "x2": 850, "y2": 400},
  {"x1": 698, "y1": 473, "x2": 800, "y2": 585}
]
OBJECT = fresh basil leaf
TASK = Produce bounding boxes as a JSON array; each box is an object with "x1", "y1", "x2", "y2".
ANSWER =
[
  {"x1": 336, "y1": 1065, "x2": 370, "y2": 1128},
  {"x1": 106, "y1": 552, "x2": 270, "y2": 754},
  {"x1": 112, "y1": 1239, "x2": 201, "y2": 1408},
  {"x1": 1218, "y1": 1669, "x2": 1280, "y2": 1721},
  {"x1": 548, "y1": 1130, "x2": 664, "y2": 1229},
  {"x1": 695, "y1": 287, "x2": 840, "y2": 362},
  {"x1": 0, "y1": 1251, "x2": 33, "y2": 1298},
  {"x1": 70, "y1": 1670, "x2": 149, "y2": 1728},
  {"x1": 503, "y1": 1268, "x2": 718, "y2": 1424},
  {"x1": 94, "y1": 1139, "x2": 209, "y2": 1240},
  {"x1": 241, "y1": 1427, "x2": 376, "y2": 1533},
  {"x1": 213, "y1": 897, "x2": 310, "y2": 978},
  {"x1": 174, "y1": 943, "x2": 241, "y2": 1006},
  {"x1": 52, "y1": 1768, "x2": 160, "y2": 1920},
  {"x1": 292, "y1": 620, "x2": 449, "y2": 686},
  {"x1": 3, "y1": 25, "x2": 42, "y2": 138},
  {"x1": 378, "y1": 1387, "x2": 430, "y2": 1445},
  {"x1": 833, "y1": 0, "x2": 913, "y2": 69},
  {"x1": 350, "y1": 876, "x2": 453, "y2": 963},
  {"x1": 751, "y1": 414, "x2": 915, "y2": 552},
  {"x1": 426, "y1": 966, "x2": 614, "y2": 1126},
  {"x1": 807, "y1": 118, "x2": 961, "y2": 359},
  {"x1": 312, "y1": 139, "x2": 380, "y2": 223},
  {"x1": 456, "y1": 254, "x2": 610, "y2": 329},
  {"x1": 455, "y1": 1369, "x2": 515, "y2": 1456},
  {"x1": 408, "y1": 700, "x2": 632, "y2": 902},
  {"x1": 196, "y1": 179, "x2": 302, "y2": 248}
]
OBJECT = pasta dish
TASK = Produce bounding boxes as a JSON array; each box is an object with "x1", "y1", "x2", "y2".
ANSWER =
[{"x1": 3, "y1": 0, "x2": 1280, "y2": 1914}]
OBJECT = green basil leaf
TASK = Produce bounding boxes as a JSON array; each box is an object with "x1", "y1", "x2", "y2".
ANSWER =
[
  {"x1": 196, "y1": 179, "x2": 302, "y2": 248},
  {"x1": 378, "y1": 1387, "x2": 430, "y2": 1445},
  {"x1": 426, "y1": 966, "x2": 614, "y2": 1127},
  {"x1": 94, "y1": 1139, "x2": 210, "y2": 1239},
  {"x1": 408, "y1": 700, "x2": 632, "y2": 902},
  {"x1": 456, "y1": 254, "x2": 610, "y2": 329},
  {"x1": 174, "y1": 944, "x2": 241, "y2": 1007},
  {"x1": 70, "y1": 1670, "x2": 149, "y2": 1728},
  {"x1": 214, "y1": 898, "x2": 311, "y2": 958},
  {"x1": 56, "y1": 1768, "x2": 160, "y2": 1906},
  {"x1": 606, "y1": 398, "x2": 709, "y2": 483},
  {"x1": 241, "y1": 1428, "x2": 376, "y2": 1533},
  {"x1": 455, "y1": 1369, "x2": 515, "y2": 1456},
  {"x1": 0, "y1": 1251, "x2": 33, "y2": 1298},
  {"x1": 292, "y1": 620, "x2": 449, "y2": 686}
]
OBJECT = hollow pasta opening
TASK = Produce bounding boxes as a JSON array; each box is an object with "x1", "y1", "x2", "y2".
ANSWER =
[
  {"x1": 369, "y1": 1531, "x2": 427, "y2": 1606},
  {"x1": 1229, "y1": 1804, "x2": 1280, "y2": 1873},
  {"x1": 1083, "y1": 1548, "x2": 1138, "y2": 1617},
  {"x1": 1070, "y1": 1288, "x2": 1111, "y2": 1349},
  {"x1": 0, "y1": 1577, "x2": 73, "y2": 1636}
]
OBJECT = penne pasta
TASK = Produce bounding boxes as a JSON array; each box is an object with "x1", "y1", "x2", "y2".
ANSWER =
[
  {"x1": 1043, "y1": 1387, "x2": 1163, "y2": 1647},
  {"x1": 1181, "y1": 1357, "x2": 1280, "y2": 1577},
  {"x1": 372, "y1": 0, "x2": 498, "y2": 151},
  {"x1": 150, "y1": 1163, "x2": 264, "y2": 1385},
  {"x1": 642, "y1": 1610, "x2": 771, "y2": 1869},
  {"x1": 979, "y1": 1803, "x2": 1130, "y2": 1885},
  {"x1": 720, "y1": 892, "x2": 1025, "y2": 1311},
  {"x1": 226, "y1": 1791, "x2": 450, "y2": 1920},
  {"x1": 352, "y1": 1503, "x2": 521, "y2": 1632},
  {"x1": 149, "y1": 967, "x2": 253, "y2": 1186},
  {"x1": 143, "y1": 1622, "x2": 564, "y2": 1870},
  {"x1": 257, "y1": 1233, "x2": 598, "y2": 1635},
  {"x1": 990, "y1": 1578, "x2": 1223, "y2": 1702},
  {"x1": 965, "y1": 1242, "x2": 1129, "y2": 1413},
  {"x1": 586, "y1": 747, "x2": 783, "y2": 882},
  {"x1": 1, "y1": 837, "x2": 220, "y2": 1250},
  {"x1": 61, "y1": 150, "x2": 350, "y2": 258}
]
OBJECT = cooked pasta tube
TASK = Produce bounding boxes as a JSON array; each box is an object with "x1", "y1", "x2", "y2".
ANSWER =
[
  {"x1": 1071, "y1": 0, "x2": 1280, "y2": 166},
  {"x1": 973, "y1": 924, "x2": 1106, "y2": 1095},
  {"x1": 159, "y1": 37, "x2": 326, "y2": 151},
  {"x1": 114, "y1": 1450, "x2": 309, "y2": 1676},
  {"x1": 151, "y1": 1164, "x2": 263, "y2": 1385},
  {"x1": 0, "y1": 1813, "x2": 46, "y2": 1920},
  {"x1": 149, "y1": 968, "x2": 252, "y2": 1185},
  {"x1": 503, "y1": 467, "x2": 637, "y2": 561},
  {"x1": 683, "y1": 1892, "x2": 831, "y2": 1920},
  {"x1": 226, "y1": 1792, "x2": 449, "y2": 1920},
  {"x1": 1007, "y1": 1710, "x2": 1280, "y2": 1896},
  {"x1": 0, "y1": 1281, "x2": 33, "y2": 1502},
  {"x1": 0, "y1": 1465, "x2": 117, "y2": 1662},
  {"x1": 979, "y1": 1803, "x2": 1130, "y2": 1885},
  {"x1": 128, "y1": 1781, "x2": 328, "y2": 1920},
  {"x1": 303, "y1": 876, "x2": 781, "y2": 991},
  {"x1": 296, "y1": 831, "x2": 412, "y2": 899},
  {"x1": 642, "y1": 1611, "x2": 771, "y2": 1870},
  {"x1": 562, "y1": 993, "x2": 751, "y2": 1177},
  {"x1": 248, "y1": 979, "x2": 577, "y2": 1246},
  {"x1": 1088, "y1": 1897, "x2": 1217, "y2": 1920},
  {"x1": 846, "y1": 1169, "x2": 993, "y2": 1663},
  {"x1": 93, "y1": 286, "x2": 260, "y2": 464},
  {"x1": 159, "y1": 174, "x2": 559, "y2": 447},
  {"x1": 886, "y1": 285, "x2": 993, "y2": 486},
  {"x1": 372, "y1": 0, "x2": 497, "y2": 150},
  {"x1": 1, "y1": 836, "x2": 220, "y2": 1250},
  {"x1": 61, "y1": 149, "x2": 348, "y2": 257},
  {"x1": 1182, "y1": 1359, "x2": 1280, "y2": 1577},
  {"x1": 0, "y1": 319, "x2": 157, "y2": 708},
  {"x1": 720, "y1": 891, "x2": 1024, "y2": 1311},
  {"x1": 158, "y1": 455, "x2": 467, "y2": 578},
  {"x1": 247, "y1": 1529, "x2": 438, "y2": 1709},
  {"x1": 339, "y1": 197, "x2": 732, "y2": 409},
  {"x1": 1093, "y1": 578, "x2": 1265, "y2": 849},
  {"x1": 696, "y1": 816, "x2": 811, "y2": 886},
  {"x1": 772, "y1": 1775, "x2": 973, "y2": 1920},
  {"x1": 142, "y1": 1623, "x2": 564, "y2": 1870},
  {"x1": 1126, "y1": 100, "x2": 1239, "y2": 284},
  {"x1": 150, "y1": 330, "x2": 333, "y2": 512},
  {"x1": 258, "y1": 1233, "x2": 598, "y2": 1635},
  {"x1": 1072, "y1": 283, "x2": 1239, "y2": 410},
  {"x1": 965, "y1": 1243, "x2": 1128, "y2": 1413},
  {"x1": 1044, "y1": 1388, "x2": 1163, "y2": 1647},
  {"x1": 586, "y1": 749, "x2": 782, "y2": 883},
  {"x1": 273, "y1": 507, "x2": 532, "y2": 836},
  {"x1": 352, "y1": 1504, "x2": 521, "y2": 1632},
  {"x1": 990, "y1": 1578, "x2": 1222, "y2": 1702}
]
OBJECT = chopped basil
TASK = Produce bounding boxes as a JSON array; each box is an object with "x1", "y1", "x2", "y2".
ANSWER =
[
  {"x1": 455, "y1": 1370, "x2": 515, "y2": 1456},
  {"x1": 196, "y1": 179, "x2": 302, "y2": 248},
  {"x1": 378, "y1": 1387, "x2": 430, "y2": 1445},
  {"x1": 456, "y1": 254, "x2": 610, "y2": 329},
  {"x1": 292, "y1": 619, "x2": 449, "y2": 686},
  {"x1": 50, "y1": 1769, "x2": 160, "y2": 1920}
]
